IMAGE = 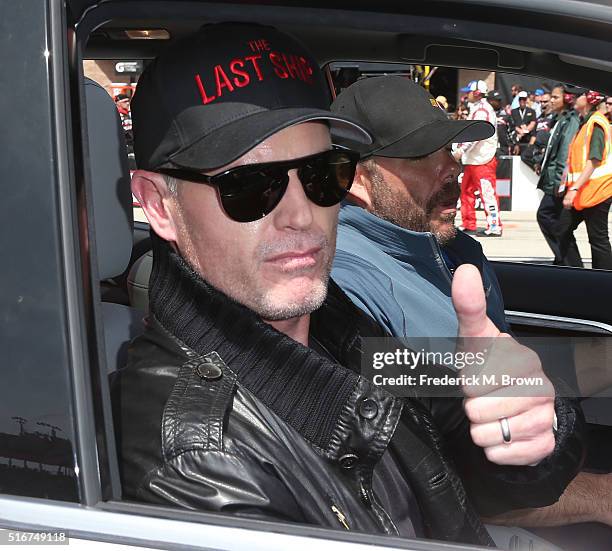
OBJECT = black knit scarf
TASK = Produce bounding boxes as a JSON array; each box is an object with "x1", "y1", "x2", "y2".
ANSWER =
[{"x1": 148, "y1": 233, "x2": 359, "y2": 452}]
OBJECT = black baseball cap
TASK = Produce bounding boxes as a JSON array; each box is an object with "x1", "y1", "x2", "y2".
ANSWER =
[
  {"x1": 330, "y1": 76, "x2": 494, "y2": 158},
  {"x1": 486, "y1": 90, "x2": 502, "y2": 101},
  {"x1": 132, "y1": 22, "x2": 371, "y2": 171}
]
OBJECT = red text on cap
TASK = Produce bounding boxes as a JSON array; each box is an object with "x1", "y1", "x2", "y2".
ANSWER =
[{"x1": 194, "y1": 38, "x2": 314, "y2": 105}]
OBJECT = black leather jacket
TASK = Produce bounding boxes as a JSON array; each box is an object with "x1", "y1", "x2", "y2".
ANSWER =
[{"x1": 112, "y1": 238, "x2": 585, "y2": 546}]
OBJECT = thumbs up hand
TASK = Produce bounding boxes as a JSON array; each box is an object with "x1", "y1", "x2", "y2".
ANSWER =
[{"x1": 452, "y1": 264, "x2": 556, "y2": 466}]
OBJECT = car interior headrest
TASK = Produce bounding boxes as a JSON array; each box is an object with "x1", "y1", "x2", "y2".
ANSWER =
[{"x1": 84, "y1": 78, "x2": 133, "y2": 280}]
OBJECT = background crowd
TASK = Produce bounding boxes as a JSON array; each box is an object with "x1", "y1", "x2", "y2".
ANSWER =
[
  {"x1": 116, "y1": 78, "x2": 612, "y2": 269},
  {"x1": 441, "y1": 82, "x2": 612, "y2": 268}
]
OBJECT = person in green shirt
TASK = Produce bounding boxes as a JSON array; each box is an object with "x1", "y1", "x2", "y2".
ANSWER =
[{"x1": 536, "y1": 85, "x2": 580, "y2": 264}]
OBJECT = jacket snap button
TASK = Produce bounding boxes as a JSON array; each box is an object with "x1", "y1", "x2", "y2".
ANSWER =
[
  {"x1": 339, "y1": 453, "x2": 359, "y2": 469},
  {"x1": 359, "y1": 398, "x2": 378, "y2": 420},
  {"x1": 196, "y1": 362, "x2": 223, "y2": 381}
]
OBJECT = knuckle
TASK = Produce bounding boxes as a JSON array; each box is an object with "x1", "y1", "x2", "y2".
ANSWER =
[
  {"x1": 484, "y1": 446, "x2": 505, "y2": 464},
  {"x1": 465, "y1": 401, "x2": 485, "y2": 424},
  {"x1": 527, "y1": 349, "x2": 542, "y2": 368},
  {"x1": 535, "y1": 412, "x2": 550, "y2": 431},
  {"x1": 544, "y1": 433, "x2": 556, "y2": 455},
  {"x1": 531, "y1": 415, "x2": 550, "y2": 435},
  {"x1": 517, "y1": 349, "x2": 541, "y2": 375},
  {"x1": 529, "y1": 405, "x2": 553, "y2": 429},
  {"x1": 464, "y1": 399, "x2": 477, "y2": 421},
  {"x1": 534, "y1": 432, "x2": 556, "y2": 459},
  {"x1": 543, "y1": 380, "x2": 556, "y2": 397},
  {"x1": 470, "y1": 424, "x2": 486, "y2": 447},
  {"x1": 535, "y1": 395, "x2": 550, "y2": 406}
]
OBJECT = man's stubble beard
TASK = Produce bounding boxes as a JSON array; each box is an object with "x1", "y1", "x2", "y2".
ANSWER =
[
  {"x1": 368, "y1": 162, "x2": 458, "y2": 246},
  {"x1": 174, "y1": 198, "x2": 336, "y2": 322},
  {"x1": 248, "y1": 257, "x2": 332, "y2": 321},
  {"x1": 228, "y1": 232, "x2": 335, "y2": 321},
  {"x1": 430, "y1": 212, "x2": 458, "y2": 246}
]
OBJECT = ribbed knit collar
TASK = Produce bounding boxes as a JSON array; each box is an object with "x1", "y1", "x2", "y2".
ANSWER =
[{"x1": 147, "y1": 233, "x2": 360, "y2": 452}]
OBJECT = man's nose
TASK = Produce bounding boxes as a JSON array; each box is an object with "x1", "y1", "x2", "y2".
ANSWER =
[{"x1": 272, "y1": 170, "x2": 314, "y2": 230}]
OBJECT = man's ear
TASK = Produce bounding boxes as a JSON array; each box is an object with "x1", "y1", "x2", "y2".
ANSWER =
[
  {"x1": 346, "y1": 163, "x2": 374, "y2": 210},
  {"x1": 131, "y1": 170, "x2": 179, "y2": 242}
]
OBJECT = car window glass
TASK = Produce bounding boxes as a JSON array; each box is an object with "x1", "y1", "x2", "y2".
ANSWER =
[{"x1": 327, "y1": 62, "x2": 612, "y2": 271}]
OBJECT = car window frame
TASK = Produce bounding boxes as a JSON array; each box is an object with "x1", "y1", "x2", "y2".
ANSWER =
[{"x1": 22, "y1": 1, "x2": 609, "y2": 548}]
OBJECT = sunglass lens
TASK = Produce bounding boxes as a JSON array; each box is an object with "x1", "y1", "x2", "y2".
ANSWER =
[
  {"x1": 215, "y1": 149, "x2": 357, "y2": 222},
  {"x1": 298, "y1": 151, "x2": 356, "y2": 207},
  {"x1": 219, "y1": 169, "x2": 287, "y2": 222}
]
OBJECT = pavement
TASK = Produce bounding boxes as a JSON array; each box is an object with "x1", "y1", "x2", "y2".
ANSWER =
[{"x1": 458, "y1": 210, "x2": 612, "y2": 268}]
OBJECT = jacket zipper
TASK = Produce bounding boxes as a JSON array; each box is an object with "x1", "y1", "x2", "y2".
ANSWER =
[
  {"x1": 330, "y1": 503, "x2": 350, "y2": 530},
  {"x1": 327, "y1": 494, "x2": 350, "y2": 530},
  {"x1": 359, "y1": 477, "x2": 400, "y2": 536},
  {"x1": 428, "y1": 234, "x2": 453, "y2": 284}
]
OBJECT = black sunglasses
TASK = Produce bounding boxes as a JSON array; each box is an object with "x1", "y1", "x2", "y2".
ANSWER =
[{"x1": 158, "y1": 147, "x2": 360, "y2": 223}]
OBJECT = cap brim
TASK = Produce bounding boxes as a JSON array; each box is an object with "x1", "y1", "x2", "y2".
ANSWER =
[
  {"x1": 368, "y1": 119, "x2": 495, "y2": 158},
  {"x1": 166, "y1": 108, "x2": 372, "y2": 171}
]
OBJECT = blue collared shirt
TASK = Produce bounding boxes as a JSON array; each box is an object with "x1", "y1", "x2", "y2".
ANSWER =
[{"x1": 332, "y1": 204, "x2": 509, "y2": 339}]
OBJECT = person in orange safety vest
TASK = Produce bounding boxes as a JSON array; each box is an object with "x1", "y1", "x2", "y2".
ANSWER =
[{"x1": 557, "y1": 90, "x2": 612, "y2": 270}]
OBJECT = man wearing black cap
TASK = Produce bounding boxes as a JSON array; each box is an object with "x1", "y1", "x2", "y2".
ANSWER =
[
  {"x1": 113, "y1": 25, "x2": 583, "y2": 546},
  {"x1": 330, "y1": 75, "x2": 588, "y2": 539},
  {"x1": 330, "y1": 75, "x2": 612, "y2": 542},
  {"x1": 331, "y1": 76, "x2": 508, "y2": 336}
]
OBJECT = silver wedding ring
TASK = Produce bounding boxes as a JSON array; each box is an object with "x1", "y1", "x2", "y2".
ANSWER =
[{"x1": 499, "y1": 417, "x2": 512, "y2": 444}]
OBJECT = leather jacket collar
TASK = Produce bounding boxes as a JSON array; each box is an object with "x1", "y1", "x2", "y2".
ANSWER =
[{"x1": 147, "y1": 232, "x2": 399, "y2": 462}]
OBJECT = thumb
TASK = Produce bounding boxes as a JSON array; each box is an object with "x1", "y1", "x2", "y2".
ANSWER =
[{"x1": 452, "y1": 264, "x2": 498, "y2": 338}]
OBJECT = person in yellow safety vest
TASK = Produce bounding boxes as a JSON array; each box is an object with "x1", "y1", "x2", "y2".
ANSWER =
[{"x1": 557, "y1": 90, "x2": 612, "y2": 270}]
